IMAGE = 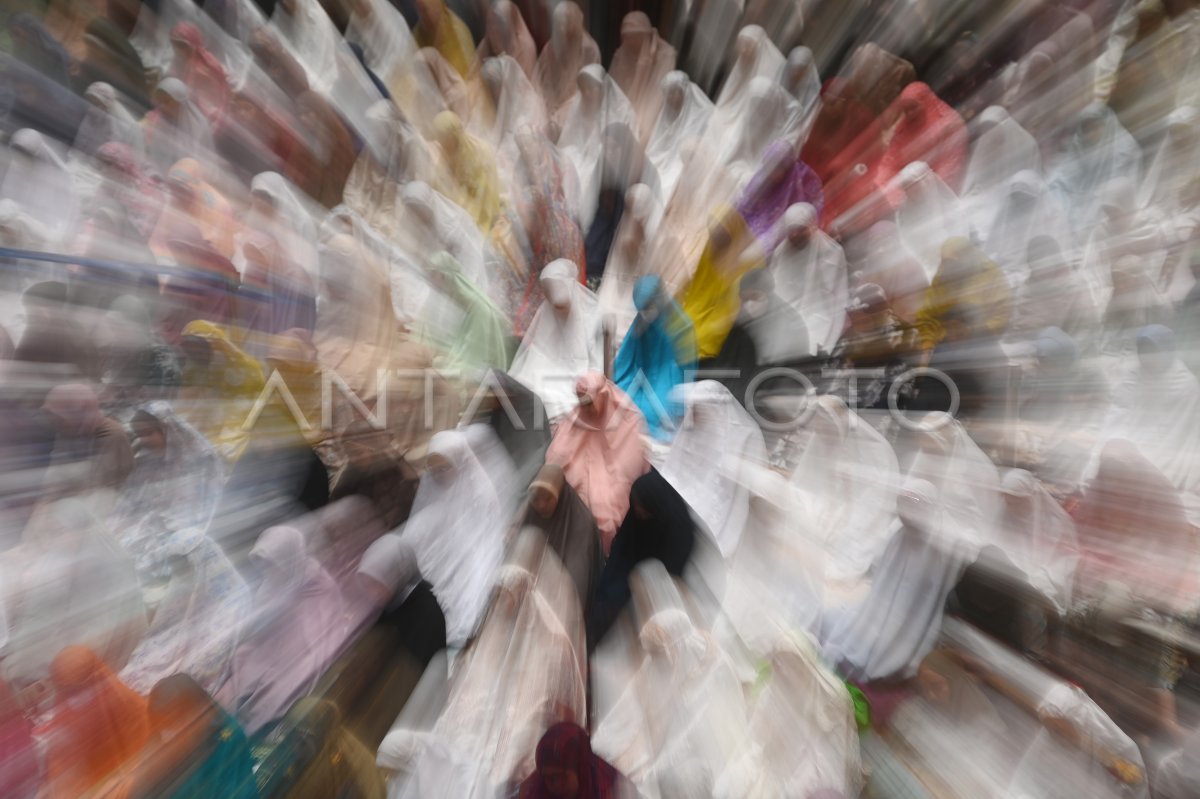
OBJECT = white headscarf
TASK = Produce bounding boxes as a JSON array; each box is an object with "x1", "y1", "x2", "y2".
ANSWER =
[
  {"x1": 904, "y1": 413, "x2": 1003, "y2": 556},
  {"x1": 345, "y1": 0, "x2": 416, "y2": 84},
  {"x1": 720, "y1": 77, "x2": 800, "y2": 188},
  {"x1": 998, "y1": 469, "x2": 1080, "y2": 613},
  {"x1": 383, "y1": 528, "x2": 587, "y2": 798},
  {"x1": 356, "y1": 532, "x2": 421, "y2": 612},
  {"x1": 980, "y1": 169, "x2": 1071, "y2": 286},
  {"x1": 645, "y1": 70, "x2": 714, "y2": 202},
  {"x1": 2, "y1": 129, "x2": 79, "y2": 245},
  {"x1": 509, "y1": 259, "x2": 604, "y2": 419},
  {"x1": 960, "y1": 105, "x2": 1041, "y2": 205},
  {"x1": 400, "y1": 430, "x2": 507, "y2": 645},
  {"x1": 786, "y1": 396, "x2": 900, "y2": 581},
  {"x1": 400, "y1": 181, "x2": 490, "y2": 291},
  {"x1": 557, "y1": 64, "x2": 636, "y2": 198},
  {"x1": 768, "y1": 203, "x2": 848, "y2": 355},
  {"x1": 72, "y1": 82, "x2": 145, "y2": 159},
  {"x1": 819, "y1": 477, "x2": 971, "y2": 682},
  {"x1": 245, "y1": 171, "x2": 320, "y2": 277},
  {"x1": 780, "y1": 45, "x2": 820, "y2": 132},
  {"x1": 660, "y1": 381, "x2": 768, "y2": 557},
  {"x1": 477, "y1": 54, "x2": 549, "y2": 150},
  {"x1": 712, "y1": 25, "x2": 787, "y2": 136},
  {"x1": 120, "y1": 529, "x2": 250, "y2": 693},
  {"x1": 1047, "y1": 102, "x2": 1142, "y2": 243},
  {"x1": 894, "y1": 161, "x2": 970, "y2": 281},
  {"x1": 598, "y1": 183, "x2": 663, "y2": 346},
  {"x1": 145, "y1": 77, "x2": 216, "y2": 171},
  {"x1": 609, "y1": 11, "x2": 677, "y2": 145},
  {"x1": 269, "y1": 0, "x2": 341, "y2": 92},
  {"x1": 1138, "y1": 105, "x2": 1200, "y2": 211}
]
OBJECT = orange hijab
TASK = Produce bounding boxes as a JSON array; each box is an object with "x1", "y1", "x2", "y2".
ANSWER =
[{"x1": 44, "y1": 646, "x2": 150, "y2": 799}]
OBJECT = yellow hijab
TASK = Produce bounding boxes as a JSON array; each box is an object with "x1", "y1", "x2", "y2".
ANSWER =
[
  {"x1": 432, "y1": 110, "x2": 504, "y2": 230},
  {"x1": 678, "y1": 206, "x2": 763, "y2": 359},
  {"x1": 180, "y1": 320, "x2": 267, "y2": 460},
  {"x1": 915, "y1": 237, "x2": 1012, "y2": 350},
  {"x1": 414, "y1": 0, "x2": 475, "y2": 77}
]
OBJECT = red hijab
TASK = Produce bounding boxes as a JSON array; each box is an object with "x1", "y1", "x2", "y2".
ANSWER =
[
  {"x1": 169, "y1": 23, "x2": 229, "y2": 126},
  {"x1": 517, "y1": 722, "x2": 629, "y2": 798},
  {"x1": 877, "y1": 82, "x2": 968, "y2": 193}
]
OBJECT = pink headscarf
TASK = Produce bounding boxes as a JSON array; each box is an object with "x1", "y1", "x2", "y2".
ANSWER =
[
  {"x1": 545, "y1": 372, "x2": 649, "y2": 551},
  {"x1": 224, "y1": 526, "x2": 348, "y2": 734},
  {"x1": 169, "y1": 22, "x2": 229, "y2": 126}
]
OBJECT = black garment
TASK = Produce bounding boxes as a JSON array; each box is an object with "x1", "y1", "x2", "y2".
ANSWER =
[
  {"x1": 587, "y1": 468, "x2": 696, "y2": 647},
  {"x1": 378, "y1": 580, "x2": 448, "y2": 669},
  {"x1": 909, "y1": 332, "x2": 1009, "y2": 422},
  {"x1": 8, "y1": 13, "x2": 72, "y2": 88},
  {"x1": 698, "y1": 322, "x2": 758, "y2": 410},
  {"x1": 488, "y1": 372, "x2": 550, "y2": 489},
  {"x1": 583, "y1": 186, "x2": 625, "y2": 283}
]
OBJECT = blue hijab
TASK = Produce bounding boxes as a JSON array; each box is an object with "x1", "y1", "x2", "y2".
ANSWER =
[{"x1": 613, "y1": 276, "x2": 696, "y2": 439}]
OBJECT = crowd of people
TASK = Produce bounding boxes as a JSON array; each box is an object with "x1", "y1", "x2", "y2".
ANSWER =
[{"x1": 2, "y1": 0, "x2": 1200, "y2": 796}]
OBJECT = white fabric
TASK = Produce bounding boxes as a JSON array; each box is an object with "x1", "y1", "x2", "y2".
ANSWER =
[
  {"x1": 357, "y1": 533, "x2": 421, "y2": 611},
  {"x1": 598, "y1": 183, "x2": 665, "y2": 347},
  {"x1": 1139, "y1": 105, "x2": 1200, "y2": 211},
  {"x1": 345, "y1": 0, "x2": 416, "y2": 85},
  {"x1": 786, "y1": 396, "x2": 900, "y2": 581},
  {"x1": 1077, "y1": 177, "x2": 1166, "y2": 312},
  {"x1": 269, "y1": 0, "x2": 341, "y2": 92},
  {"x1": 961, "y1": 105, "x2": 1042, "y2": 206},
  {"x1": 998, "y1": 469, "x2": 1080, "y2": 613},
  {"x1": 557, "y1": 65, "x2": 636, "y2": 204},
  {"x1": 461, "y1": 422, "x2": 521, "y2": 522},
  {"x1": 72, "y1": 82, "x2": 145, "y2": 159},
  {"x1": 385, "y1": 529, "x2": 587, "y2": 799},
  {"x1": 904, "y1": 413, "x2": 1004, "y2": 555},
  {"x1": 660, "y1": 381, "x2": 767, "y2": 557},
  {"x1": 1047, "y1": 102, "x2": 1142, "y2": 244},
  {"x1": 819, "y1": 477, "x2": 971, "y2": 682},
  {"x1": 645, "y1": 70, "x2": 714, "y2": 203},
  {"x1": 344, "y1": 100, "x2": 434, "y2": 240},
  {"x1": 399, "y1": 430, "x2": 507, "y2": 645},
  {"x1": 894, "y1": 161, "x2": 970, "y2": 281},
  {"x1": 720, "y1": 77, "x2": 799, "y2": 189},
  {"x1": 476, "y1": 54, "x2": 549, "y2": 150},
  {"x1": 509, "y1": 259, "x2": 604, "y2": 419},
  {"x1": 245, "y1": 171, "x2": 320, "y2": 277},
  {"x1": 768, "y1": 203, "x2": 848, "y2": 355},
  {"x1": 780, "y1": 46, "x2": 820, "y2": 131},
  {"x1": 711, "y1": 25, "x2": 786, "y2": 137},
  {"x1": 1, "y1": 129, "x2": 79, "y2": 246},
  {"x1": 980, "y1": 169, "x2": 1071, "y2": 286},
  {"x1": 400, "y1": 181, "x2": 490, "y2": 294},
  {"x1": 592, "y1": 563, "x2": 751, "y2": 799}
]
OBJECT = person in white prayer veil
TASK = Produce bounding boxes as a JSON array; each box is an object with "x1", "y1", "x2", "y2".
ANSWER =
[
  {"x1": 400, "y1": 430, "x2": 507, "y2": 646},
  {"x1": 556, "y1": 65, "x2": 636, "y2": 203},
  {"x1": 599, "y1": 183, "x2": 670, "y2": 348},
  {"x1": 535, "y1": 1, "x2": 601, "y2": 126},
  {"x1": 400, "y1": 181, "x2": 491, "y2": 296},
  {"x1": 476, "y1": 54, "x2": 549, "y2": 155},
  {"x1": 711, "y1": 25, "x2": 787, "y2": 140},
  {"x1": 960, "y1": 105, "x2": 1042, "y2": 212},
  {"x1": 767, "y1": 203, "x2": 848, "y2": 356},
  {"x1": 659, "y1": 381, "x2": 767, "y2": 558},
  {"x1": 1103, "y1": 325, "x2": 1200, "y2": 516},
  {"x1": 720, "y1": 78, "x2": 800, "y2": 190},
  {"x1": 268, "y1": 0, "x2": 340, "y2": 93},
  {"x1": 71, "y1": 82, "x2": 145, "y2": 160},
  {"x1": 379, "y1": 527, "x2": 587, "y2": 799},
  {"x1": 343, "y1": 101, "x2": 433, "y2": 240},
  {"x1": 1048, "y1": 102, "x2": 1142, "y2": 244},
  {"x1": 142, "y1": 77, "x2": 216, "y2": 172},
  {"x1": 903, "y1": 411, "x2": 1003, "y2": 555},
  {"x1": 1077, "y1": 176, "x2": 1166, "y2": 311},
  {"x1": 784, "y1": 395, "x2": 900, "y2": 582},
  {"x1": 1138, "y1": 105, "x2": 1200, "y2": 213},
  {"x1": 894, "y1": 161, "x2": 970, "y2": 282},
  {"x1": 592, "y1": 560, "x2": 752, "y2": 799},
  {"x1": 241, "y1": 171, "x2": 320, "y2": 279},
  {"x1": 644, "y1": 70, "x2": 714, "y2": 203},
  {"x1": 980, "y1": 169, "x2": 1071, "y2": 287},
  {"x1": 0, "y1": 129, "x2": 78, "y2": 249},
  {"x1": 714, "y1": 632, "x2": 863, "y2": 799},
  {"x1": 819, "y1": 476, "x2": 973, "y2": 684},
  {"x1": 344, "y1": 0, "x2": 416, "y2": 87},
  {"x1": 509, "y1": 259, "x2": 604, "y2": 420},
  {"x1": 997, "y1": 469, "x2": 1080, "y2": 615},
  {"x1": 608, "y1": 12, "x2": 676, "y2": 145},
  {"x1": 780, "y1": 45, "x2": 821, "y2": 130}
]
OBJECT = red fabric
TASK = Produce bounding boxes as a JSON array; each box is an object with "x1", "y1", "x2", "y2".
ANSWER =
[
  {"x1": 877, "y1": 82, "x2": 968, "y2": 194},
  {"x1": 517, "y1": 722, "x2": 629, "y2": 799},
  {"x1": 170, "y1": 23, "x2": 230, "y2": 126},
  {"x1": 0, "y1": 679, "x2": 41, "y2": 798}
]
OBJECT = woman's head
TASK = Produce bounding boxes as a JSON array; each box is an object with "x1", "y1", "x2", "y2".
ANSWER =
[
  {"x1": 534, "y1": 722, "x2": 595, "y2": 797},
  {"x1": 528, "y1": 463, "x2": 565, "y2": 519},
  {"x1": 573, "y1": 371, "x2": 608, "y2": 420},
  {"x1": 131, "y1": 409, "x2": 168, "y2": 456}
]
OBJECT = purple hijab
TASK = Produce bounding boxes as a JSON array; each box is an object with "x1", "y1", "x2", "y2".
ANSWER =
[{"x1": 736, "y1": 140, "x2": 824, "y2": 253}]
